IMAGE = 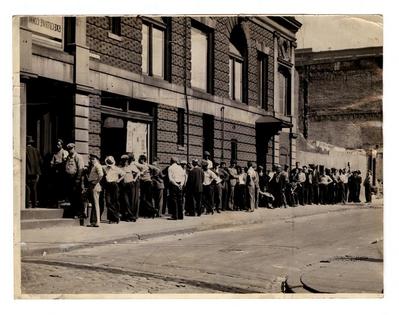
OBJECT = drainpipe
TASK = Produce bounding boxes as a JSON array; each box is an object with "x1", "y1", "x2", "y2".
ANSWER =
[
  {"x1": 221, "y1": 106, "x2": 225, "y2": 161},
  {"x1": 184, "y1": 17, "x2": 190, "y2": 162}
]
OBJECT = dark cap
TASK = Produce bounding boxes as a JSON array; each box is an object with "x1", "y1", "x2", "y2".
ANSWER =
[
  {"x1": 89, "y1": 153, "x2": 100, "y2": 160},
  {"x1": 204, "y1": 151, "x2": 211, "y2": 156},
  {"x1": 26, "y1": 136, "x2": 35, "y2": 144},
  {"x1": 66, "y1": 143, "x2": 75, "y2": 150}
]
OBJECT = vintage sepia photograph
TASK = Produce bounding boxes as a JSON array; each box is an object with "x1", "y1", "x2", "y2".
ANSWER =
[{"x1": 12, "y1": 13, "x2": 383, "y2": 298}]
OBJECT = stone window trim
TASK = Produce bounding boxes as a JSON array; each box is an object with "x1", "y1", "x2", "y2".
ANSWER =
[{"x1": 255, "y1": 41, "x2": 271, "y2": 56}]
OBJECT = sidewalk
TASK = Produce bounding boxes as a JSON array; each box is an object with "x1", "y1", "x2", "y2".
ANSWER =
[{"x1": 20, "y1": 201, "x2": 383, "y2": 257}]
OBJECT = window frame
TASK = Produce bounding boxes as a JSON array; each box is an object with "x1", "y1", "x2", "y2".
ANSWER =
[
  {"x1": 258, "y1": 52, "x2": 269, "y2": 110},
  {"x1": 228, "y1": 28, "x2": 248, "y2": 104},
  {"x1": 278, "y1": 66, "x2": 292, "y2": 116},
  {"x1": 190, "y1": 20, "x2": 214, "y2": 94},
  {"x1": 141, "y1": 19, "x2": 169, "y2": 80},
  {"x1": 109, "y1": 17, "x2": 121, "y2": 36}
]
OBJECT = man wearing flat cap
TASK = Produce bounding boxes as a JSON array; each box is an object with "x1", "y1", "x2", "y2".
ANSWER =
[{"x1": 65, "y1": 143, "x2": 85, "y2": 217}]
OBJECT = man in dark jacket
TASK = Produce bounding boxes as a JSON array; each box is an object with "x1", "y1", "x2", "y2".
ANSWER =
[
  {"x1": 26, "y1": 136, "x2": 42, "y2": 208},
  {"x1": 185, "y1": 159, "x2": 204, "y2": 216}
]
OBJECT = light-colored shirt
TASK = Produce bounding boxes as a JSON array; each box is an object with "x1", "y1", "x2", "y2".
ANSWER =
[
  {"x1": 206, "y1": 159, "x2": 213, "y2": 170},
  {"x1": 51, "y1": 149, "x2": 68, "y2": 166},
  {"x1": 135, "y1": 162, "x2": 152, "y2": 181},
  {"x1": 168, "y1": 163, "x2": 187, "y2": 186},
  {"x1": 88, "y1": 161, "x2": 104, "y2": 185},
  {"x1": 65, "y1": 152, "x2": 84, "y2": 176},
  {"x1": 297, "y1": 172, "x2": 306, "y2": 183},
  {"x1": 203, "y1": 169, "x2": 218, "y2": 186},
  {"x1": 120, "y1": 165, "x2": 134, "y2": 183},
  {"x1": 319, "y1": 175, "x2": 333, "y2": 186},
  {"x1": 238, "y1": 173, "x2": 247, "y2": 185},
  {"x1": 103, "y1": 165, "x2": 124, "y2": 183}
]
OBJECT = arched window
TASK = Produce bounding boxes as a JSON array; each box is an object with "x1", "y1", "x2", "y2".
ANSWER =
[{"x1": 229, "y1": 25, "x2": 248, "y2": 103}]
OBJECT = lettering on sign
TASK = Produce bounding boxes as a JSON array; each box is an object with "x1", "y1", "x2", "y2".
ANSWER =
[{"x1": 27, "y1": 16, "x2": 63, "y2": 41}]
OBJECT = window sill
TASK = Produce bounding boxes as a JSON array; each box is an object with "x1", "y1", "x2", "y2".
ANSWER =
[
  {"x1": 177, "y1": 145, "x2": 186, "y2": 151},
  {"x1": 107, "y1": 32, "x2": 123, "y2": 42}
]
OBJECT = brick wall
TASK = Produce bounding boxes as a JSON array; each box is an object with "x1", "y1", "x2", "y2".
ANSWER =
[
  {"x1": 156, "y1": 103, "x2": 257, "y2": 169},
  {"x1": 170, "y1": 18, "x2": 191, "y2": 87},
  {"x1": 297, "y1": 54, "x2": 382, "y2": 150},
  {"x1": 86, "y1": 17, "x2": 142, "y2": 74},
  {"x1": 88, "y1": 94, "x2": 102, "y2": 158}
]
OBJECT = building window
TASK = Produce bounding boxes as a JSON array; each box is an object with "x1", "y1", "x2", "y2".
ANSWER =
[
  {"x1": 109, "y1": 17, "x2": 121, "y2": 36},
  {"x1": 229, "y1": 25, "x2": 247, "y2": 103},
  {"x1": 142, "y1": 21, "x2": 166, "y2": 78},
  {"x1": 231, "y1": 139, "x2": 238, "y2": 162},
  {"x1": 177, "y1": 108, "x2": 185, "y2": 146},
  {"x1": 203, "y1": 114, "x2": 214, "y2": 157},
  {"x1": 64, "y1": 17, "x2": 76, "y2": 53},
  {"x1": 278, "y1": 67, "x2": 291, "y2": 116},
  {"x1": 190, "y1": 23, "x2": 214, "y2": 93},
  {"x1": 258, "y1": 52, "x2": 269, "y2": 109}
]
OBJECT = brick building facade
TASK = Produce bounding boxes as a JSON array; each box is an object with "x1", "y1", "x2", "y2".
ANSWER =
[
  {"x1": 295, "y1": 47, "x2": 383, "y2": 185},
  {"x1": 14, "y1": 16, "x2": 301, "y2": 207}
]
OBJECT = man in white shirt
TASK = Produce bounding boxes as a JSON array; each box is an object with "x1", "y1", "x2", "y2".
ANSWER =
[
  {"x1": 168, "y1": 157, "x2": 186, "y2": 219},
  {"x1": 246, "y1": 161, "x2": 257, "y2": 212},
  {"x1": 204, "y1": 151, "x2": 213, "y2": 170},
  {"x1": 87, "y1": 154, "x2": 103, "y2": 227},
  {"x1": 202, "y1": 160, "x2": 218, "y2": 214}
]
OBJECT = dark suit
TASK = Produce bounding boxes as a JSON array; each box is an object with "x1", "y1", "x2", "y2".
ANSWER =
[
  {"x1": 26, "y1": 145, "x2": 42, "y2": 208},
  {"x1": 186, "y1": 166, "x2": 204, "y2": 216}
]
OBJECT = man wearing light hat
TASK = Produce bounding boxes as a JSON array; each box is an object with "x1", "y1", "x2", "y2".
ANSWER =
[{"x1": 65, "y1": 143, "x2": 85, "y2": 217}]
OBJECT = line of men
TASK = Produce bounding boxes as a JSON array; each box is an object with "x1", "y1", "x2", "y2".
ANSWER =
[{"x1": 25, "y1": 137, "x2": 373, "y2": 229}]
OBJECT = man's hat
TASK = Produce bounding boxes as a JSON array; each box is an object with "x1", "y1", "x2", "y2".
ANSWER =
[
  {"x1": 26, "y1": 135, "x2": 35, "y2": 144},
  {"x1": 105, "y1": 156, "x2": 115, "y2": 166},
  {"x1": 204, "y1": 151, "x2": 211, "y2": 156},
  {"x1": 66, "y1": 143, "x2": 75, "y2": 150},
  {"x1": 192, "y1": 158, "x2": 199, "y2": 164},
  {"x1": 180, "y1": 160, "x2": 187, "y2": 165},
  {"x1": 120, "y1": 154, "x2": 129, "y2": 160}
]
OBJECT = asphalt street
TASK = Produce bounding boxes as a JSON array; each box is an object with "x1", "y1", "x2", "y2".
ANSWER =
[{"x1": 21, "y1": 204, "x2": 383, "y2": 295}]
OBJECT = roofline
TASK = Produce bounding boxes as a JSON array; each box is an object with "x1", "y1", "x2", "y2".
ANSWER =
[{"x1": 296, "y1": 46, "x2": 383, "y2": 65}]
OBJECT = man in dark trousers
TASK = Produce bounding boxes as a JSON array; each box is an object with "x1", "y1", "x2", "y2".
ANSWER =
[
  {"x1": 168, "y1": 157, "x2": 186, "y2": 220},
  {"x1": 25, "y1": 136, "x2": 42, "y2": 208},
  {"x1": 185, "y1": 159, "x2": 204, "y2": 216}
]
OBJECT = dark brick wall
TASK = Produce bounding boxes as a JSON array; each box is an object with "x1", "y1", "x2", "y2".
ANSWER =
[
  {"x1": 247, "y1": 20, "x2": 274, "y2": 110},
  {"x1": 86, "y1": 17, "x2": 277, "y2": 109},
  {"x1": 86, "y1": 17, "x2": 142, "y2": 73},
  {"x1": 296, "y1": 54, "x2": 382, "y2": 150},
  {"x1": 170, "y1": 17, "x2": 191, "y2": 87},
  {"x1": 156, "y1": 103, "x2": 257, "y2": 169}
]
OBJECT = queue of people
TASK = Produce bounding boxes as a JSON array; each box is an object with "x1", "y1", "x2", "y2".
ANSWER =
[{"x1": 25, "y1": 137, "x2": 375, "y2": 228}]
